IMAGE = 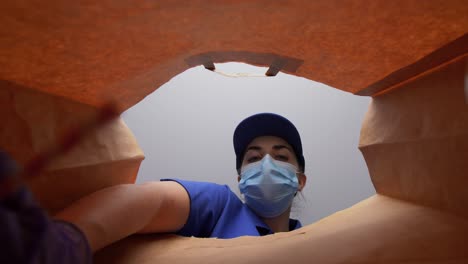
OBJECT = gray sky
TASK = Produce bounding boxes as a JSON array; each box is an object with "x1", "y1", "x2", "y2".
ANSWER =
[{"x1": 122, "y1": 63, "x2": 375, "y2": 225}]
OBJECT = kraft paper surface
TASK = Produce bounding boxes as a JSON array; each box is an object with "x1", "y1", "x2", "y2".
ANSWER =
[
  {"x1": 0, "y1": 1, "x2": 467, "y2": 263},
  {"x1": 359, "y1": 57, "x2": 468, "y2": 218},
  {"x1": 0, "y1": 1, "x2": 467, "y2": 110},
  {"x1": 0, "y1": 84, "x2": 144, "y2": 213},
  {"x1": 95, "y1": 195, "x2": 468, "y2": 264}
]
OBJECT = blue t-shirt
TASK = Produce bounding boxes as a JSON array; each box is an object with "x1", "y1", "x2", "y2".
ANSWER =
[{"x1": 162, "y1": 179, "x2": 302, "y2": 238}]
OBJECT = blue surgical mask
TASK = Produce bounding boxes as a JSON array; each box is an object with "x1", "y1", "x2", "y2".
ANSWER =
[{"x1": 239, "y1": 154, "x2": 299, "y2": 218}]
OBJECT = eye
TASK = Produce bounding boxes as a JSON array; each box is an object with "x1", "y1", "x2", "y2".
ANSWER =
[
  {"x1": 247, "y1": 156, "x2": 261, "y2": 163},
  {"x1": 275, "y1": 155, "x2": 289, "y2": 161}
]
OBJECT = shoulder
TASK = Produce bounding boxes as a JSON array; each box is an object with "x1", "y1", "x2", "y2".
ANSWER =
[
  {"x1": 161, "y1": 179, "x2": 237, "y2": 207},
  {"x1": 161, "y1": 179, "x2": 241, "y2": 237},
  {"x1": 161, "y1": 178, "x2": 231, "y2": 194}
]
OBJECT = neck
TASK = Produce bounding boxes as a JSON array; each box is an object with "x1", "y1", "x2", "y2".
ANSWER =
[{"x1": 261, "y1": 207, "x2": 291, "y2": 233}]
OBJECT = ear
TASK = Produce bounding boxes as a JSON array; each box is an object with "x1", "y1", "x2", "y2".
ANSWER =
[
  {"x1": 297, "y1": 173, "x2": 307, "y2": 191},
  {"x1": 237, "y1": 175, "x2": 241, "y2": 182}
]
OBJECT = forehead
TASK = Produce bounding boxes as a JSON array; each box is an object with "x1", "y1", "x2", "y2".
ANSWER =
[{"x1": 246, "y1": 136, "x2": 292, "y2": 150}]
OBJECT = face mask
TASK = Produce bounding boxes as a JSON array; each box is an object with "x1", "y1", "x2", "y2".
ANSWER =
[{"x1": 239, "y1": 154, "x2": 299, "y2": 218}]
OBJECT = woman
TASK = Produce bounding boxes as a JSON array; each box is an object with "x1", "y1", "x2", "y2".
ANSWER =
[{"x1": 56, "y1": 113, "x2": 307, "y2": 252}]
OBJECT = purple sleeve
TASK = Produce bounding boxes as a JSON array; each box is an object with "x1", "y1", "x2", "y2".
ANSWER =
[
  {"x1": 38, "y1": 220, "x2": 92, "y2": 264},
  {"x1": 1, "y1": 151, "x2": 91, "y2": 264},
  {"x1": 0, "y1": 187, "x2": 92, "y2": 264}
]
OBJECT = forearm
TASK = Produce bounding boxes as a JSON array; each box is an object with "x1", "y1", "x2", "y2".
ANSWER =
[{"x1": 54, "y1": 183, "x2": 163, "y2": 252}]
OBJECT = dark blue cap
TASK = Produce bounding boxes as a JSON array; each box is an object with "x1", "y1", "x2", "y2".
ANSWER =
[{"x1": 233, "y1": 113, "x2": 305, "y2": 171}]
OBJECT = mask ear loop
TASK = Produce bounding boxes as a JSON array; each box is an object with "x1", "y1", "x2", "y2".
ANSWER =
[{"x1": 293, "y1": 171, "x2": 305, "y2": 196}]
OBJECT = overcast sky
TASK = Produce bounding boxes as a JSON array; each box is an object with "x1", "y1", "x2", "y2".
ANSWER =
[{"x1": 122, "y1": 63, "x2": 375, "y2": 225}]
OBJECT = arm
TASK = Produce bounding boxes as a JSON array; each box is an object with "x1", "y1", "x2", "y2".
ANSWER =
[{"x1": 54, "y1": 181, "x2": 189, "y2": 252}]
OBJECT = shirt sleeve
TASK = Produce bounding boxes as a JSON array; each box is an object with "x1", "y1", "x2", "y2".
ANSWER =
[
  {"x1": 40, "y1": 220, "x2": 92, "y2": 264},
  {"x1": 161, "y1": 179, "x2": 230, "y2": 237},
  {"x1": 0, "y1": 187, "x2": 91, "y2": 264}
]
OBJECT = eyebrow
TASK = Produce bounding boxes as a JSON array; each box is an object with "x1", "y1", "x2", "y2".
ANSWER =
[
  {"x1": 245, "y1": 145, "x2": 293, "y2": 153},
  {"x1": 272, "y1": 145, "x2": 293, "y2": 153},
  {"x1": 245, "y1": 146, "x2": 262, "y2": 152}
]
